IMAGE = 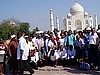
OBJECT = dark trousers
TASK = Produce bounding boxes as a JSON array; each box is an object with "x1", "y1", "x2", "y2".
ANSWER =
[
  {"x1": 9, "y1": 58, "x2": 18, "y2": 73},
  {"x1": 50, "y1": 60, "x2": 56, "y2": 67},
  {"x1": 37, "y1": 59, "x2": 46, "y2": 67},
  {"x1": 57, "y1": 58, "x2": 67, "y2": 66},
  {"x1": 30, "y1": 61, "x2": 38, "y2": 70},
  {"x1": 97, "y1": 51, "x2": 100, "y2": 66},
  {"x1": 89, "y1": 44, "x2": 98, "y2": 65},
  {"x1": 20, "y1": 60, "x2": 34, "y2": 75},
  {"x1": 3, "y1": 54, "x2": 8, "y2": 74}
]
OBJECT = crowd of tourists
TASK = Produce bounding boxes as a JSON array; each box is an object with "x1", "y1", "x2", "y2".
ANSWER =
[{"x1": 0, "y1": 27, "x2": 100, "y2": 75}]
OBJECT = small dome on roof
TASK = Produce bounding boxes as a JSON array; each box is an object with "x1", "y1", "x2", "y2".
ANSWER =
[
  {"x1": 67, "y1": 13, "x2": 72, "y2": 17},
  {"x1": 84, "y1": 12, "x2": 88, "y2": 16}
]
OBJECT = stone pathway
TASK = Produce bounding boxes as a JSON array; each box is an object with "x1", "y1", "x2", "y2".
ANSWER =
[{"x1": 5, "y1": 66, "x2": 100, "y2": 75}]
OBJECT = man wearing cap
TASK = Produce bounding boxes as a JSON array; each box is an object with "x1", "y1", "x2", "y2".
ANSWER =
[
  {"x1": 44, "y1": 34, "x2": 49, "y2": 54},
  {"x1": 89, "y1": 28, "x2": 98, "y2": 69},
  {"x1": 9, "y1": 35, "x2": 18, "y2": 74},
  {"x1": 17, "y1": 31, "x2": 34, "y2": 75}
]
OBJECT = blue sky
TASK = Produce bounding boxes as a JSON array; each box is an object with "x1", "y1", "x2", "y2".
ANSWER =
[{"x1": 0, "y1": 0, "x2": 100, "y2": 31}]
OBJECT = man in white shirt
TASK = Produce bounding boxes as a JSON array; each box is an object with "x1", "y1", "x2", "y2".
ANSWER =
[
  {"x1": 89, "y1": 29, "x2": 98, "y2": 67},
  {"x1": 36, "y1": 34, "x2": 44, "y2": 51},
  {"x1": 48, "y1": 36, "x2": 59, "y2": 66},
  {"x1": 17, "y1": 31, "x2": 34, "y2": 75},
  {"x1": 57, "y1": 46, "x2": 67, "y2": 66},
  {"x1": 44, "y1": 34, "x2": 49, "y2": 54}
]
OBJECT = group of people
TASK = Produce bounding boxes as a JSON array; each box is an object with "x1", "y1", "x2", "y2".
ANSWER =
[{"x1": 0, "y1": 27, "x2": 100, "y2": 75}]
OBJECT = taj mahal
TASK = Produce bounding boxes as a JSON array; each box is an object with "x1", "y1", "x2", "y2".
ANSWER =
[{"x1": 50, "y1": 2, "x2": 98, "y2": 31}]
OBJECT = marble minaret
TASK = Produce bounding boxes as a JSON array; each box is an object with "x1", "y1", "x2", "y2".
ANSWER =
[
  {"x1": 94, "y1": 13, "x2": 98, "y2": 30},
  {"x1": 50, "y1": 9, "x2": 54, "y2": 31},
  {"x1": 56, "y1": 16, "x2": 60, "y2": 31}
]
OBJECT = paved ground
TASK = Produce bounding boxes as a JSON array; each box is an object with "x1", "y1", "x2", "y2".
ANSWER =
[{"x1": 4, "y1": 65, "x2": 100, "y2": 75}]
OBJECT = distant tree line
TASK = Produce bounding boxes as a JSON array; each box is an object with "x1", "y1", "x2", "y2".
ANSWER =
[{"x1": 0, "y1": 19, "x2": 40, "y2": 40}]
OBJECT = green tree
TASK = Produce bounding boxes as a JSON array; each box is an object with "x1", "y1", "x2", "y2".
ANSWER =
[
  {"x1": 0, "y1": 21, "x2": 20, "y2": 40},
  {"x1": 19, "y1": 22, "x2": 30, "y2": 35}
]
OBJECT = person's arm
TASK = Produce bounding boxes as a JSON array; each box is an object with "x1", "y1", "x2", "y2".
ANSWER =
[
  {"x1": 20, "y1": 49, "x2": 23, "y2": 61},
  {"x1": 20, "y1": 40, "x2": 24, "y2": 61}
]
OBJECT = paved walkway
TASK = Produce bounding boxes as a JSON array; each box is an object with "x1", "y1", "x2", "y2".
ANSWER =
[{"x1": 5, "y1": 66, "x2": 100, "y2": 75}]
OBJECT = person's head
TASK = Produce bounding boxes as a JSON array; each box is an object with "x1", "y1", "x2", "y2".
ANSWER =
[
  {"x1": 40, "y1": 33, "x2": 43, "y2": 37},
  {"x1": 47, "y1": 30, "x2": 51, "y2": 35},
  {"x1": 78, "y1": 31, "x2": 83, "y2": 37},
  {"x1": 61, "y1": 30, "x2": 64, "y2": 33},
  {"x1": 76, "y1": 35, "x2": 80, "y2": 41},
  {"x1": 38, "y1": 34, "x2": 42, "y2": 39},
  {"x1": 60, "y1": 33, "x2": 65, "y2": 38},
  {"x1": 55, "y1": 33, "x2": 58, "y2": 37},
  {"x1": 86, "y1": 27, "x2": 91, "y2": 34},
  {"x1": 68, "y1": 30, "x2": 72, "y2": 35},
  {"x1": 49, "y1": 32, "x2": 53, "y2": 37},
  {"x1": 64, "y1": 31, "x2": 68, "y2": 36},
  {"x1": 8, "y1": 35, "x2": 11, "y2": 40},
  {"x1": 29, "y1": 36, "x2": 32, "y2": 41},
  {"x1": 32, "y1": 32, "x2": 36, "y2": 38},
  {"x1": 51, "y1": 36, "x2": 55, "y2": 41},
  {"x1": 11, "y1": 35, "x2": 17, "y2": 41},
  {"x1": 44, "y1": 34, "x2": 49, "y2": 39},
  {"x1": 17, "y1": 31, "x2": 25, "y2": 39},
  {"x1": 97, "y1": 30, "x2": 100, "y2": 37},
  {"x1": 0, "y1": 38, "x2": 3, "y2": 44},
  {"x1": 25, "y1": 36, "x2": 29, "y2": 43},
  {"x1": 91, "y1": 28, "x2": 95, "y2": 34},
  {"x1": 73, "y1": 30, "x2": 77, "y2": 35}
]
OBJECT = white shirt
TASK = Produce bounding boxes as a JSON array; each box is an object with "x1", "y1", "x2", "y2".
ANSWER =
[
  {"x1": 48, "y1": 50, "x2": 60, "y2": 60},
  {"x1": 36, "y1": 38, "x2": 44, "y2": 51},
  {"x1": 48, "y1": 40, "x2": 57, "y2": 50},
  {"x1": 32, "y1": 37, "x2": 37, "y2": 47},
  {"x1": 17, "y1": 37, "x2": 28, "y2": 60},
  {"x1": 31, "y1": 52, "x2": 39, "y2": 63},
  {"x1": 50, "y1": 55, "x2": 56, "y2": 61},
  {"x1": 57, "y1": 48, "x2": 67, "y2": 59},
  {"x1": 89, "y1": 34, "x2": 98, "y2": 44},
  {"x1": 58, "y1": 38, "x2": 64, "y2": 46},
  {"x1": 45, "y1": 39, "x2": 49, "y2": 52}
]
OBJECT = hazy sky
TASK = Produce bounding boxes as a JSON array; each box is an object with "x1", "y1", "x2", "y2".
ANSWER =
[{"x1": 0, "y1": 0, "x2": 100, "y2": 31}]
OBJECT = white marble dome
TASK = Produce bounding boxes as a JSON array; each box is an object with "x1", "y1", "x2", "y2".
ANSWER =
[{"x1": 70, "y1": 2, "x2": 84, "y2": 15}]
